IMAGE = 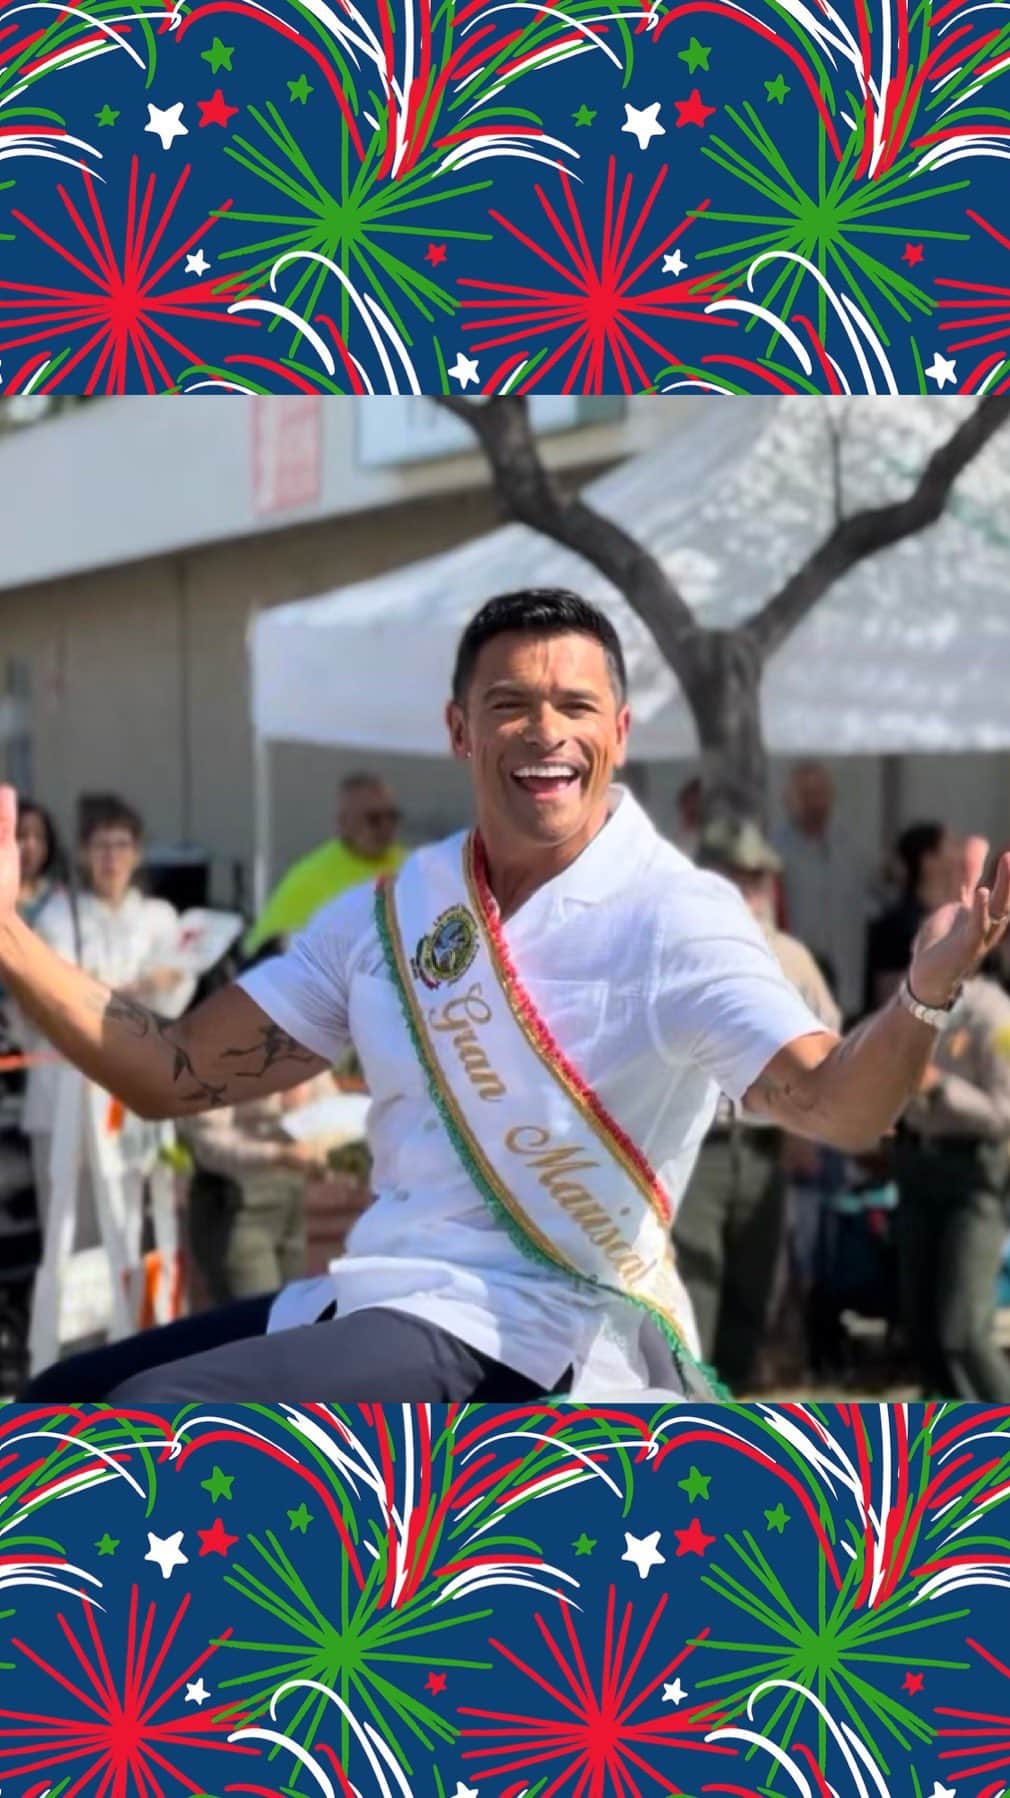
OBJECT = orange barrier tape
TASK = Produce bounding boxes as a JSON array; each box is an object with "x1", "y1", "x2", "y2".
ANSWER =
[{"x1": 0, "y1": 1052, "x2": 59, "y2": 1071}]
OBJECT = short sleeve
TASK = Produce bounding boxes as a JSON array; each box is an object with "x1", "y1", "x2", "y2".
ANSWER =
[
  {"x1": 236, "y1": 882, "x2": 372, "y2": 1064},
  {"x1": 650, "y1": 873, "x2": 830, "y2": 1103}
]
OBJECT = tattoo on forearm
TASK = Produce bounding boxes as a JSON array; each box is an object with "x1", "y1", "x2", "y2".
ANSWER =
[
  {"x1": 104, "y1": 993, "x2": 229, "y2": 1107},
  {"x1": 220, "y1": 1023, "x2": 318, "y2": 1080},
  {"x1": 100, "y1": 993, "x2": 315, "y2": 1109}
]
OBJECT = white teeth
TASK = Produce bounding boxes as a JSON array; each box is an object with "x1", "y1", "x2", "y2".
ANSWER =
[{"x1": 514, "y1": 763, "x2": 577, "y2": 779}]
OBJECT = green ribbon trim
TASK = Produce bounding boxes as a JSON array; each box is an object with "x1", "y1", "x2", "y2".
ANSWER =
[{"x1": 374, "y1": 879, "x2": 728, "y2": 1402}]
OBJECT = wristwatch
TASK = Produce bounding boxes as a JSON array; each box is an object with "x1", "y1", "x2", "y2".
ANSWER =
[{"x1": 897, "y1": 975, "x2": 962, "y2": 1030}]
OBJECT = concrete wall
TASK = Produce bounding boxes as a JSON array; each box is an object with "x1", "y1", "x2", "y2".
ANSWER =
[{"x1": 0, "y1": 477, "x2": 515, "y2": 900}]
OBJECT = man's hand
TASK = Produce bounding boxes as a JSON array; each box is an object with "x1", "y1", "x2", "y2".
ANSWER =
[
  {"x1": 0, "y1": 787, "x2": 21, "y2": 921},
  {"x1": 910, "y1": 835, "x2": 1010, "y2": 1006},
  {"x1": 278, "y1": 1141, "x2": 328, "y2": 1175}
]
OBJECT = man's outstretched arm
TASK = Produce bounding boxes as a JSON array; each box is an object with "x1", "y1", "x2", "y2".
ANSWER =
[
  {"x1": 0, "y1": 788, "x2": 327, "y2": 1119},
  {"x1": 742, "y1": 834, "x2": 1010, "y2": 1151}
]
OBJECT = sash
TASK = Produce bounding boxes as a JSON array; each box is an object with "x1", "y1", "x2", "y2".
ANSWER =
[{"x1": 374, "y1": 834, "x2": 724, "y2": 1400}]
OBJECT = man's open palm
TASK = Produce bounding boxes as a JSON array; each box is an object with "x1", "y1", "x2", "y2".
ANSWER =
[
  {"x1": 911, "y1": 833, "x2": 1010, "y2": 1005},
  {"x1": 0, "y1": 787, "x2": 21, "y2": 923}
]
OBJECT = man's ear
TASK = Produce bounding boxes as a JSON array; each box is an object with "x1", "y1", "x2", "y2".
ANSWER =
[
  {"x1": 613, "y1": 704, "x2": 632, "y2": 768},
  {"x1": 446, "y1": 699, "x2": 469, "y2": 761}
]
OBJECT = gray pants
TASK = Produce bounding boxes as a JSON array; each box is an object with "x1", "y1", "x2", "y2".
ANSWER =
[
  {"x1": 674, "y1": 1127, "x2": 786, "y2": 1391},
  {"x1": 894, "y1": 1134, "x2": 1010, "y2": 1402},
  {"x1": 20, "y1": 1294, "x2": 572, "y2": 1404}
]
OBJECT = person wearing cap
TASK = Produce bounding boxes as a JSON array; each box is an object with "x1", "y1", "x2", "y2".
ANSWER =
[{"x1": 673, "y1": 816, "x2": 841, "y2": 1391}]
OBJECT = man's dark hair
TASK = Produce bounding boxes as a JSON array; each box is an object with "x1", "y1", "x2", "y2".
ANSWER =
[
  {"x1": 78, "y1": 792, "x2": 144, "y2": 845},
  {"x1": 896, "y1": 821, "x2": 946, "y2": 894},
  {"x1": 451, "y1": 588, "x2": 627, "y2": 705}
]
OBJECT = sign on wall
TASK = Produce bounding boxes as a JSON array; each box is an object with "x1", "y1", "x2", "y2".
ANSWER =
[{"x1": 252, "y1": 397, "x2": 323, "y2": 514}]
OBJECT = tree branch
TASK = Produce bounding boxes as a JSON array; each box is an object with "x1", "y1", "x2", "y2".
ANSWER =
[
  {"x1": 433, "y1": 395, "x2": 704, "y2": 681},
  {"x1": 747, "y1": 395, "x2": 1010, "y2": 660}
]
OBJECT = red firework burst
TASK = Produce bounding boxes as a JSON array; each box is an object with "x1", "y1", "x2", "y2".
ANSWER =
[
  {"x1": 936, "y1": 211, "x2": 1010, "y2": 386},
  {"x1": 457, "y1": 1586, "x2": 733, "y2": 1797},
  {"x1": 457, "y1": 157, "x2": 731, "y2": 393},
  {"x1": 0, "y1": 156, "x2": 249, "y2": 392},
  {"x1": 935, "y1": 1637, "x2": 1010, "y2": 1783},
  {"x1": 0, "y1": 1584, "x2": 253, "y2": 1798}
]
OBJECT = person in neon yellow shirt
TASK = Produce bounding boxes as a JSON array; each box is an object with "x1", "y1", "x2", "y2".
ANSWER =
[{"x1": 244, "y1": 773, "x2": 406, "y2": 957}]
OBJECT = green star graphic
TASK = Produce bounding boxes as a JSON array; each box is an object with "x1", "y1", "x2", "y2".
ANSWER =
[
  {"x1": 288, "y1": 1503, "x2": 314, "y2": 1532},
  {"x1": 94, "y1": 104, "x2": 119, "y2": 126},
  {"x1": 765, "y1": 73, "x2": 790, "y2": 102},
  {"x1": 572, "y1": 104, "x2": 596, "y2": 127},
  {"x1": 678, "y1": 1465, "x2": 711, "y2": 1502},
  {"x1": 96, "y1": 1532, "x2": 119, "y2": 1555},
  {"x1": 573, "y1": 1532, "x2": 597, "y2": 1555},
  {"x1": 765, "y1": 1502, "x2": 791, "y2": 1532},
  {"x1": 678, "y1": 36, "x2": 711, "y2": 72},
  {"x1": 201, "y1": 36, "x2": 234, "y2": 72},
  {"x1": 288, "y1": 74, "x2": 313, "y2": 103},
  {"x1": 201, "y1": 1466, "x2": 234, "y2": 1502}
]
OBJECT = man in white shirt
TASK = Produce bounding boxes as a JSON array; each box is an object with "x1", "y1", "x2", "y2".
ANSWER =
[{"x1": 2, "y1": 589, "x2": 1006, "y2": 1403}]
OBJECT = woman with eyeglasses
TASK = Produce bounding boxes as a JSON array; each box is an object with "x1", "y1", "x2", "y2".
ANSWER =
[{"x1": 242, "y1": 771, "x2": 406, "y2": 960}]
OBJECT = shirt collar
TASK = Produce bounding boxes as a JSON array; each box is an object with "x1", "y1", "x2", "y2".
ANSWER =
[{"x1": 536, "y1": 785, "x2": 658, "y2": 908}]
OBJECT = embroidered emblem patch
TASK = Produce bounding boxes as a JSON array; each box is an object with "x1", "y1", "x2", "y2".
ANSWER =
[{"x1": 413, "y1": 905, "x2": 479, "y2": 989}]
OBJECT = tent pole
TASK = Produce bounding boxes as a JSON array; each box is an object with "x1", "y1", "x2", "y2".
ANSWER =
[{"x1": 247, "y1": 606, "x2": 272, "y2": 919}]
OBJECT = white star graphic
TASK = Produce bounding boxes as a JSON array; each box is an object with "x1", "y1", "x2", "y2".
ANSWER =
[
  {"x1": 927, "y1": 1785, "x2": 956, "y2": 1798},
  {"x1": 622, "y1": 1529, "x2": 666, "y2": 1580},
  {"x1": 185, "y1": 1677, "x2": 211, "y2": 1706},
  {"x1": 145, "y1": 101, "x2": 188, "y2": 150},
  {"x1": 925, "y1": 352, "x2": 957, "y2": 390},
  {"x1": 450, "y1": 1784, "x2": 479, "y2": 1798},
  {"x1": 448, "y1": 352, "x2": 480, "y2": 389},
  {"x1": 662, "y1": 248, "x2": 688, "y2": 276},
  {"x1": 622, "y1": 101, "x2": 665, "y2": 151},
  {"x1": 185, "y1": 247, "x2": 211, "y2": 277},
  {"x1": 662, "y1": 1677, "x2": 688, "y2": 1704},
  {"x1": 145, "y1": 1529, "x2": 189, "y2": 1579}
]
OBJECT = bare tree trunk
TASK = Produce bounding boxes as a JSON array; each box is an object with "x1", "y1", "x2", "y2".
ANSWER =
[
  {"x1": 681, "y1": 632, "x2": 767, "y2": 825},
  {"x1": 437, "y1": 395, "x2": 1010, "y2": 828}
]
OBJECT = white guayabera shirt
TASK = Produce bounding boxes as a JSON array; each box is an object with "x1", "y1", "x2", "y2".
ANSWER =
[{"x1": 240, "y1": 790, "x2": 825, "y2": 1396}]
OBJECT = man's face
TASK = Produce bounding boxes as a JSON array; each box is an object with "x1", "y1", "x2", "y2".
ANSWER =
[
  {"x1": 339, "y1": 783, "x2": 401, "y2": 859},
  {"x1": 83, "y1": 827, "x2": 141, "y2": 904},
  {"x1": 446, "y1": 630, "x2": 630, "y2": 851},
  {"x1": 790, "y1": 766, "x2": 833, "y2": 834}
]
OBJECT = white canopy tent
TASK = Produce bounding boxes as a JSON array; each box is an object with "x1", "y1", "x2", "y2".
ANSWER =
[{"x1": 249, "y1": 396, "x2": 1010, "y2": 900}]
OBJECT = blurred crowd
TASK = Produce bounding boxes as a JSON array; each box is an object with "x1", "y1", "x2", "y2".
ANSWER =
[{"x1": 2, "y1": 758, "x2": 1010, "y2": 1400}]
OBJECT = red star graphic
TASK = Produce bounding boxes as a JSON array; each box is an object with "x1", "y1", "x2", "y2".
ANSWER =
[
  {"x1": 425, "y1": 243, "x2": 448, "y2": 266},
  {"x1": 198, "y1": 1516, "x2": 239, "y2": 1557},
  {"x1": 902, "y1": 1671, "x2": 925, "y2": 1695},
  {"x1": 902, "y1": 242, "x2": 925, "y2": 266},
  {"x1": 198, "y1": 88, "x2": 239, "y2": 128},
  {"x1": 675, "y1": 89, "x2": 716, "y2": 128},
  {"x1": 425, "y1": 1671, "x2": 447, "y2": 1694},
  {"x1": 674, "y1": 1516, "x2": 716, "y2": 1557}
]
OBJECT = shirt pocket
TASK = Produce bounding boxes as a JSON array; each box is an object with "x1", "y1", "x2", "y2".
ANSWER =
[
  {"x1": 348, "y1": 972, "x2": 427, "y2": 1098},
  {"x1": 518, "y1": 977, "x2": 610, "y2": 1070}
]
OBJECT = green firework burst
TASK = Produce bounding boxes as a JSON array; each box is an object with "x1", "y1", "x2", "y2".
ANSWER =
[
  {"x1": 692, "y1": 1529, "x2": 970, "y2": 1784},
  {"x1": 691, "y1": 104, "x2": 971, "y2": 349},
  {"x1": 213, "y1": 103, "x2": 492, "y2": 354}
]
